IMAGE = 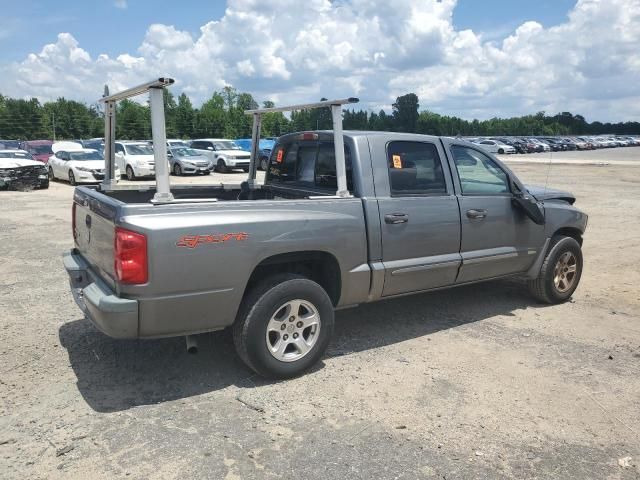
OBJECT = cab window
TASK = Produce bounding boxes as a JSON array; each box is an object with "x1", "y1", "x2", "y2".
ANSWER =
[{"x1": 386, "y1": 141, "x2": 446, "y2": 196}]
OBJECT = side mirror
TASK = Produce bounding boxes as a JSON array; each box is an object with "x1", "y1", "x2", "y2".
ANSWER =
[{"x1": 512, "y1": 186, "x2": 545, "y2": 225}]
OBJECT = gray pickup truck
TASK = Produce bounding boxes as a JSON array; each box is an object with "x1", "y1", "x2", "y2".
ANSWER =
[{"x1": 64, "y1": 131, "x2": 587, "y2": 378}]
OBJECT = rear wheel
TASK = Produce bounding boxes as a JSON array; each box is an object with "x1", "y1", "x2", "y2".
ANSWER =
[
  {"x1": 126, "y1": 165, "x2": 136, "y2": 181},
  {"x1": 233, "y1": 274, "x2": 334, "y2": 379},
  {"x1": 527, "y1": 236, "x2": 583, "y2": 304},
  {"x1": 260, "y1": 157, "x2": 268, "y2": 170},
  {"x1": 68, "y1": 170, "x2": 76, "y2": 186}
]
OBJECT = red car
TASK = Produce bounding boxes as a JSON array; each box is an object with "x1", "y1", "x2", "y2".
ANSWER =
[{"x1": 19, "y1": 140, "x2": 53, "y2": 163}]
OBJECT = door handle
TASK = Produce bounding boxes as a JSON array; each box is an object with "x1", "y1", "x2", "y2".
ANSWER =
[
  {"x1": 466, "y1": 209, "x2": 487, "y2": 219},
  {"x1": 384, "y1": 213, "x2": 409, "y2": 224}
]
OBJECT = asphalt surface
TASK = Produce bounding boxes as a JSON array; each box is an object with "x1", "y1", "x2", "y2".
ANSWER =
[{"x1": 1, "y1": 149, "x2": 640, "y2": 479}]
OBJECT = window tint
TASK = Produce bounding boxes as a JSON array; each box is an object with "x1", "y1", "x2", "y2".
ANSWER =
[
  {"x1": 451, "y1": 146, "x2": 510, "y2": 195},
  {"x1": 386, "y1": 141, "x2": 446, "y2": 196},
  {"x1": 115, "y1": 144, "x2": 125, "y2": 154},
  {"x1": 315, "y1": 143, "x2": 353, "y2": 191},
  {"x1": 269, "y1": 141, "x2": 353, "y2": 191}
]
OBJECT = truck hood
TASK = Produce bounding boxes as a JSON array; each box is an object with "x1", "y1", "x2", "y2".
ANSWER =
[
  {"x1": 128, "y1": 155, "x2": 155, "y2": 163},
  {"x1": 0, "y1": 158, "x2": 44, "y2": 168},
  {"x1": 526, "y1": 185, "x2": 576, "y2": 204}
]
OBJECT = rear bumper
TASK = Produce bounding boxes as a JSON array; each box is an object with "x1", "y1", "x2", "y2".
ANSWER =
[{"x1": 63, "y1": 249, "x2": 138, "y2": 339}]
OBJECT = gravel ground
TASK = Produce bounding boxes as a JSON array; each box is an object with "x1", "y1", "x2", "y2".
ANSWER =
[{"x1": 1, "y1": 149, "x2": 640, "y2": 479}]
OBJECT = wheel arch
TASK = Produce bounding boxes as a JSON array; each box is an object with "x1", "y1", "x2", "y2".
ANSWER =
[
  {"x1": 243, "y1": 251, "x2": 342, "y2": 306},
  {"x1": 552, "y1": 226, "x2": 583, "y2": 246}
]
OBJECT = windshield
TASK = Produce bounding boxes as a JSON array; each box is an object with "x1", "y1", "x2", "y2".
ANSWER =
[
  {"x1": 30, "y1": 144, "x2": 53, "y2": 155},
  {"x1": 213, "y1": 141, "x2": 241, "y2": 150},
  {"x1": 172, "y1": 147, "x2": 201, "y2": 157},
  {"x1": 169, "y1": 141, "x2": 188, "y2": 148},
  {"x1": 69, "y1": 151, "x2": 104, "y2": 161},
  {"x1": 0, "y1": 151, "x2": 32, "y2": 159},
  {"x1": 124, "y1": 144, "x2": 153, "y2": 155}
]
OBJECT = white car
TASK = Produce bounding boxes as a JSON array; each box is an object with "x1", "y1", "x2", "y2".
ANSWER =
[
  {"x1": 0, "y1": 149, "x2": 49, "y2": 189},
  {"x1": 473, "y1": 139, "x2": 516, "y2": 154},
  {"x1": 189, "y1": 138, "x2": 251, "y2": 173},
  {"x1": 48, "y1": 142, "x2": 119, "y2": 185},
  {"x1": 115, "y1": 142, "x2": 155, "y2": 180},
  {"x1": 529, "y1": 138, "x2": 552, "y2": 152}
]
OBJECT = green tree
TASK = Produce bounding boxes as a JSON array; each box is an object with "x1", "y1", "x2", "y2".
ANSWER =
[{"x1": 392, "y1": 93, "x2": 419, "y2": 132}]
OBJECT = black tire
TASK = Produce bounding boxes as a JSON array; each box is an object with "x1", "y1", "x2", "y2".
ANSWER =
[
  {"x1": 173, "y1": 163, "x2": 182, "y2": 176},
  {"x1": 68, "y1": 170, "x2": 76, "y2": 186},
  {"x1": 40, "y1": 180, "x2": 49, "y2": 189},
  {"x1": 242, "y1": 167, "x2": 249, "y2": 173},
  {"x1": 260, "y1": 157, "x2": 268, "y2": 171},
  {"x1": 216, "y1": 159, "x2": 228, "y2": 173},
  {"x1": 233, "y1": 274, "x2": 335, "y2": 379},
  {"x1": 203, "y1": 170, "x2": 211, "y2": 175},
  {"x1": 498, "y1": 148, "x2": 505, "y2": 154},
  {"x1": 48, "y1": 167, "x2": 55, "y2": 181},
  {"x1": 527, "y1": 236, "x2": 583, "y2": 304},
  {"x1": 126, "y1": 165, "x2": 136, "y2": 181}
]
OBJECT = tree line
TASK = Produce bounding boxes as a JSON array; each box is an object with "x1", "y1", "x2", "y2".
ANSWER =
[{"x1": 1, "y1": 89, "x2": 638, "y2": 141}]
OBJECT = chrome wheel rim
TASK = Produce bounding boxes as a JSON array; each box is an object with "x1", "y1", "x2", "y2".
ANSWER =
[
  {"x1": 553, "y1": 251, "x2": 578, "y2": 293},
  {"x1": 265, "y1": 299, "x2": 321, "y2": 362}
]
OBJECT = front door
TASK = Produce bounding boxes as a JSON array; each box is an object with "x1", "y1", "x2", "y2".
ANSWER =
[
  {"x1": 443, "y1": 142, "x2": 545, "y2": 283},
  {"x1": 370, "y1": 138, "x2": 462, "y2": 297}
]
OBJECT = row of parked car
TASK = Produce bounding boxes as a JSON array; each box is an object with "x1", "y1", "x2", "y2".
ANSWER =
[
  {"x1": 0, "y1": 137, "x2": 276, "y2": 186},
  {"x1": 470, "y1": 135, "x2": 640, "y2": 154}
]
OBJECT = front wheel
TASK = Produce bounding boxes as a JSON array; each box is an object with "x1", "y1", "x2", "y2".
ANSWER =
[
  {"x1": 498, "y1": 148, "x2": 505, "y2": 154},
  {"x1": 68, "y1": 170, "x2": 76, "y2": 186},
  {"x1": 126, "y1": 165, "x2": 136, "y2": 181},
  {"x1": 527, "y1": 236, "x2": 583, "y2": 304},
  {"x1": 48, "y1": 167, "x2": 55, "y2": 180},
  {"x1": 173, "y1": 163, "x2": 182, "y2": 176},
  {"x1": 233, "y1": 274, "x2": 334, "y2": 379},
  {"x1": 216, "y1": 159, "x2": 229, "y2": 173}
]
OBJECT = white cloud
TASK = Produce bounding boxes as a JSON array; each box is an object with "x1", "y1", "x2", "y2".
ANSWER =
[
  {"x1": 114, "y1": 0, "x2": 127, "y2": 9},
  {"x1": 2, "y1": 0, "x2": 640, "y2": 121}
]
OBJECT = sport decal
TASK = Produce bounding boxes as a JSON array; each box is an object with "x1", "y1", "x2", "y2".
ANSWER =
[{"x1": 176, "y1": 232, "x2": 249, "y2": 248}]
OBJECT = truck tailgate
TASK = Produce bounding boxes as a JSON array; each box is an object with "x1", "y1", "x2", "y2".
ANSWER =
[{"x1": 73, "y1": 188, "x2": 119, "y2": 289}]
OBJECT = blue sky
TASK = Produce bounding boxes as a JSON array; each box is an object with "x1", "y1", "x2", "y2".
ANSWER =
[{"x1": 1, "y1": 0, "x2": 638, "y2": 122}]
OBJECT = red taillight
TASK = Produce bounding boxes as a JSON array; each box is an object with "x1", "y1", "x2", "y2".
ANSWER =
[
  {"x1": 72, "y1": 202, "x2": 77, "y2": 243},
  {"x1": 114, "y1": 227, "x2": 148, "y2": 284},
  {"x1": 301, "y1": 132, "x2": 319, "y2": 141}
]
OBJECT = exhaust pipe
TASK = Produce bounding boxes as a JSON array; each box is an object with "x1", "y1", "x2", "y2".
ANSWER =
[{"x1": 185, "y1": 335, "x2": 198, "y2": 354}]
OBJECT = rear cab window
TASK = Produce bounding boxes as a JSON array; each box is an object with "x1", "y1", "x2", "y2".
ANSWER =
[
  {"x1": 386, "y1": 141, "x2": 447, "y2": 196},
  {"x1": 267, "y1": 136, "x2": 354, "y2": 194}
]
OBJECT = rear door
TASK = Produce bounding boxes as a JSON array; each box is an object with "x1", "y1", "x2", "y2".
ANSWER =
[
  {"x1": 368, "y1": 136, "x2": 462, "y2": 297},
  {"x1": 442, "y1": 140, "x2": 545, "y2": 283}
]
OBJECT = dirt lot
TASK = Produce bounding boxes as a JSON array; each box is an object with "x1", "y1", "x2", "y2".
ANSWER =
[{"x1": 1, "y1": 150, "x2": 640, "y2": 479}]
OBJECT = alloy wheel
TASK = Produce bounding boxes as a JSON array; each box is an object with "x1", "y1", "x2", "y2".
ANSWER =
[{"x1": 265, "y1": 299, "x2": 321, "y2": 362}]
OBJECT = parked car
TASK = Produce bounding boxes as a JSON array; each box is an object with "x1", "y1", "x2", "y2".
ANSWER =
[
  {"x1": 48, "y1": 142, "x2": 119, "y2": 185},
  {"x1": 64, "y1": 131, "x2": 587, "y2": 378},
  {"x1": 190, "y1": 138, "x2": 251, "y2": 172},
  {"x1": 19, "y1": 140, "x2": 53, "y2": 163},
  {"x1": 168, "y1": 146, "x2": 211, "y2": 176},
  {"x1": 83, "y1": 140, "x2": 105, "y2": 154},
  {"x1": 234, "y1": 138, "x2": 277, "y2": 170},
  {"x1": 167, "y1": 139, "x2": 189, "y2": 149},
  {"x1": 528, "y1": 138, "x2": 551, "y2": 152},
  {"x1": 495, "y1": 137, "x2": 529, "y2": 154},
  {"x1": 539, "y1": 138, "x2": 564, "y2": 152},
  {"x1": 115, "y1": 141, "x2": 155, "y2": 180},
  {"x1": 0, "y1": 149, "x2": 49, "y2": 189},
  {"x1": 473, "y1": 139, "x2": 516, "y2": 154},
  {"x1": 0, "y1": 139, "x2": 22, "y2": 150}
]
